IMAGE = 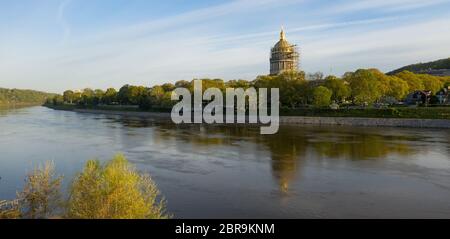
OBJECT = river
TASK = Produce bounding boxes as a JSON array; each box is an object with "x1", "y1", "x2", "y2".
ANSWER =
[{"x1": 1, "y1": 106, "x2": 449, "y2": 218}]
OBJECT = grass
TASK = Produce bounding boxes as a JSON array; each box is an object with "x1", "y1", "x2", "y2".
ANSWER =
[{"x1": 280, "y1": 107, "x2": 450, "y2": 119}]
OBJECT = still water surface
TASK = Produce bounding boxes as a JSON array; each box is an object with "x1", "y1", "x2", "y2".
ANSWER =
[{"x1": 1, "y1": 106, "x2": 450, "y2": 218}]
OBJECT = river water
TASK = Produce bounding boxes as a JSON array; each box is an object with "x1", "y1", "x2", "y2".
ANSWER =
[{"x1": 0, "y1": 106, "x2": 449, "y2": 218}]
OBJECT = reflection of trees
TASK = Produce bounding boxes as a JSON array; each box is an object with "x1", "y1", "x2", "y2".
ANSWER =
[
  {"x1": 310, "y1": 133, "x2": 415, "y2": 160},
  {"x1": 110, "y1": 118, "x2": 418, "y2": 193}
]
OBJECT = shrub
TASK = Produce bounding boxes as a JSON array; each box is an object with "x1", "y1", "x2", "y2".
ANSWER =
[
  {"x1": 67, "y1": 154, "x2": 169, "y2": 219},
  {"x1": 0, "y1": 200, "x2": 21, "y2": 219},
  {"x1": 17, "y1": 161, "x2": 63, "y2": 219}
]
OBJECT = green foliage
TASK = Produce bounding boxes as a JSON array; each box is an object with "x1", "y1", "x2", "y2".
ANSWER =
[
  {"x1": 17, "y1": 161, "x2": 63, "y2": 219},
  {"x1": 68, "y1": 154, "x2": 169, "y2": 219},
  {"x1": 54, "y1": 68, "x2": 450, "y2": 110},
  {"x1": 254, "y1": 71, "x2": 307, "y2": 107},
  {"x1": 386, "y1": 76, "x2": 410, "y2": 100},
  {"x1": 421, "y1": 75, "x2": 443, "y2": 94},
  {"x1": 103, "y1": 88, "x2": 118, "y2": 105},
  {"x1": 313, "y1": 86, "x2": 332, "y2": 107},
  {"x1": 324, "y1": 75, "x2": 350, "y2": 102},
  {"x1": 345, "y1": 69, "x2": 383, "y2": 104},
  {"x1": 395, "y1": 71, "x2": 425, "y2": 91},
  {"x1": 52, "y1": 95, "x2": 64, "y2": 105},
  {"x1": 63, "y1": 90, "x2": 75, "y2": 104}
]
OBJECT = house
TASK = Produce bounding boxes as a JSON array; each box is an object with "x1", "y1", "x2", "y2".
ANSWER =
[
  {"x1": 405, "y1": 90, "x2": 432, "y2": 105},
  {"x1": 436, "y1": 86, "x2": 450, "y2": 104}
]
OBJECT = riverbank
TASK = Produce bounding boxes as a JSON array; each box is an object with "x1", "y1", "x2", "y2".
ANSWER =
[{"x1": 45, "y1": 104, "x2": 450, "y2": 129}]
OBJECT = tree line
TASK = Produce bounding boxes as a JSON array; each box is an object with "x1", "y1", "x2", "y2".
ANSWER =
[
  {"x1": 51, "y1": 69, "x2": 450, "y2": 109},
  {"x1": 0, "y1": 88, "x2": 56, "y2": 106},
  {"x1": 388, "y1": 57, "x2": 450, "y2": 75}
]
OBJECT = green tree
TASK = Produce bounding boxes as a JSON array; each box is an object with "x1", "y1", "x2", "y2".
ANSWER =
[
  {"x1": 312, "y1": 86, "x2": 332, "y2": 107},
  {"x1": 102, "y1": 88, "x2": 117, "y2": 105},
  {"x1": 80, "y1": 88, "x2": 95, "y2": 105},
  {"x1": 386, "y1": 76, "x2": 410, "y2": 100},
  {"x1": 117, "y1": 85, "x2": 131, "y2": 104},
  {"x1": 150, "y1": 85, "x2": 166, "y2": 106},
  {"x1": 254, "y1": 71, "x2": 307, "y2": 107},
  {"x1": 346, "y1": 69, "x2": 383, "y2": 105},
  {"x1": 421, "y1": 75, "x2": 443, "y2": 94},
  {"x1": 175, "y1": 80, "x2": 190, "y2": 88},
  {"x1": 52, "y1": 95, "x2": 64, "y2": 105},
  {"x1": 17, "y1": 161, "x2": 63, "y2": 219},
  {"x1": 67, "y1": 154, "x2": 168, "y2": 219},
  {"x1": 226, "y1": 79, "x2": 252, "y2": 89},
  {"x1": 63, "y1": 90, "x2": 75, "y2": 104},
  {"x1": 93, "y1": 89, "x2": 104, "y2": 105},
  {"x1": 161, "y1": 83, "x2": 175, "y2": 92},
  {"x1": 395, "y1": 71, "x2": 424, "y2": 91}
]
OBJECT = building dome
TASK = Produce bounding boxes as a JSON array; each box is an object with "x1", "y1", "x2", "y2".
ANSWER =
[
  {"x1": 273, "y1": 39, "x2": 293, "y2": 50},
  {"x1": 269, "y1": 28, "x2": 300, "y2": 75},
  {"x1": 273, "y1": 29, "x2": 293, "y2": 50}
]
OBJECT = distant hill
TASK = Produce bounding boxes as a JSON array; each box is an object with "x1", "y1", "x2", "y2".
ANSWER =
[
  {"x1": 388, "y1": 58, "x2": 450, "y2": 76},
  {"x1": 0, "y1": 87, "x2": 56, "y2": 106}
]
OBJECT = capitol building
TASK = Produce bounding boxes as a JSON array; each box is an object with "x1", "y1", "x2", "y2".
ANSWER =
[{"x1": 270, "y1": 28, "x2": 300, "y2": 75}]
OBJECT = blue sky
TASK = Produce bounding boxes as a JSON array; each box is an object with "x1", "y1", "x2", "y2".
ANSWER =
[{"x1": 1, "y1": 0, "x2": 450, "y2": 92}]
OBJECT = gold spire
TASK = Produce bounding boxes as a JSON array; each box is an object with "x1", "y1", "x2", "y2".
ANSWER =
[{"x1": 280, "y1": 26, "x2": 285, "y2": 40}]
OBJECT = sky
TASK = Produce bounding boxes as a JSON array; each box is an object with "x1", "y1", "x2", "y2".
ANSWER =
[{"x1": 0, "y1": 0, "x2": 450, "y2": 93}]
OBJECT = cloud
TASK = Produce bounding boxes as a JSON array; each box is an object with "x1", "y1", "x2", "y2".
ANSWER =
[
  {"x1": 58, "y1": 0, "x2": 72, "y2": 43},
  {"x1": 0, "y1": 0, "x2": 449, "y2": 92},
  {"x1": 326, "y1": 0, "x2": 449, "y2": 14},
  {"x1": 302, "y1": 17, "x2": 450, "y2": 74}
]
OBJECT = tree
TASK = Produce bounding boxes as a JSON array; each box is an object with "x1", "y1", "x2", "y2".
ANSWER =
[
  {"x1": 175, "y1": 80, "x2": 190, "y2": 88},
  {"x1": 80, "y1": 88, "x2": 95, "y2": 105},
  {"x1": 254, "y1": 71, "x2": 307, "y2": 107},
  {"x1": 312, "y1": 86, "x2": 332, "y2": 107},
  {"x1": 117, "y1": 85, "x2": 131, "y2": 104},
  {"x1": 93, "y1": 89, "x2": 104, "y2": 105},
  {"x1": 226, "y1": 80, "x2": 252, "y2": 89},
  {"x1": 306, "y1": 72, "x2": 324, "y2": 81},
  {"x1": 324, "y1": 76, "x2": 350, "y2": 103},
  {"x1": 395, "y1": 71, "x2": 424, "y2": 91},
  {"x1": 17, "y1": 161, "x2": 63, "y2": 219},
  {"x1": 386, "y1": 76, "x2": 410, "y2": 100},
  {"x1": 63, "y1": 90, "x2": 75, "y2": 104},
  {"x1": 346, "y1": 69, "x2": 383, "y2": 105},
  {"x1": 52, "y1": 95, "x2": 64, "y2": 105},
  {"x1": 127, "y1": 86, "x2": 146, "y2": 105},
  {"x1": 67, "y1": 154, "x2": 168, "y2": 219},
  {"x1": 421, "y1": 75, "x2": 443, "y2": 94},
  {"x1": 102, "y1": 88, "x2": 117, "y2": 105},
  {"x1": 161, "y1": 83, "x2": 175, "y2": 92},
  {"x1": 150, "y1": 85, "x2": 166, "y2": 106}
]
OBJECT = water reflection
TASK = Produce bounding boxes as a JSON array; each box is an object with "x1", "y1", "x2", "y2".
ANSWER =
[{"x1": 107, "y1": 117, "x2": 420, "y2": 193}]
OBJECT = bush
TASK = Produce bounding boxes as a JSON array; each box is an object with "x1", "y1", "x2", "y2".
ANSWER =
[
  {"x1": 67, "y1": 154, "x2": 169, "y2": 219},
  {"x1": 0, "y1": 200, "x2": 21, "y2": 219}
]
